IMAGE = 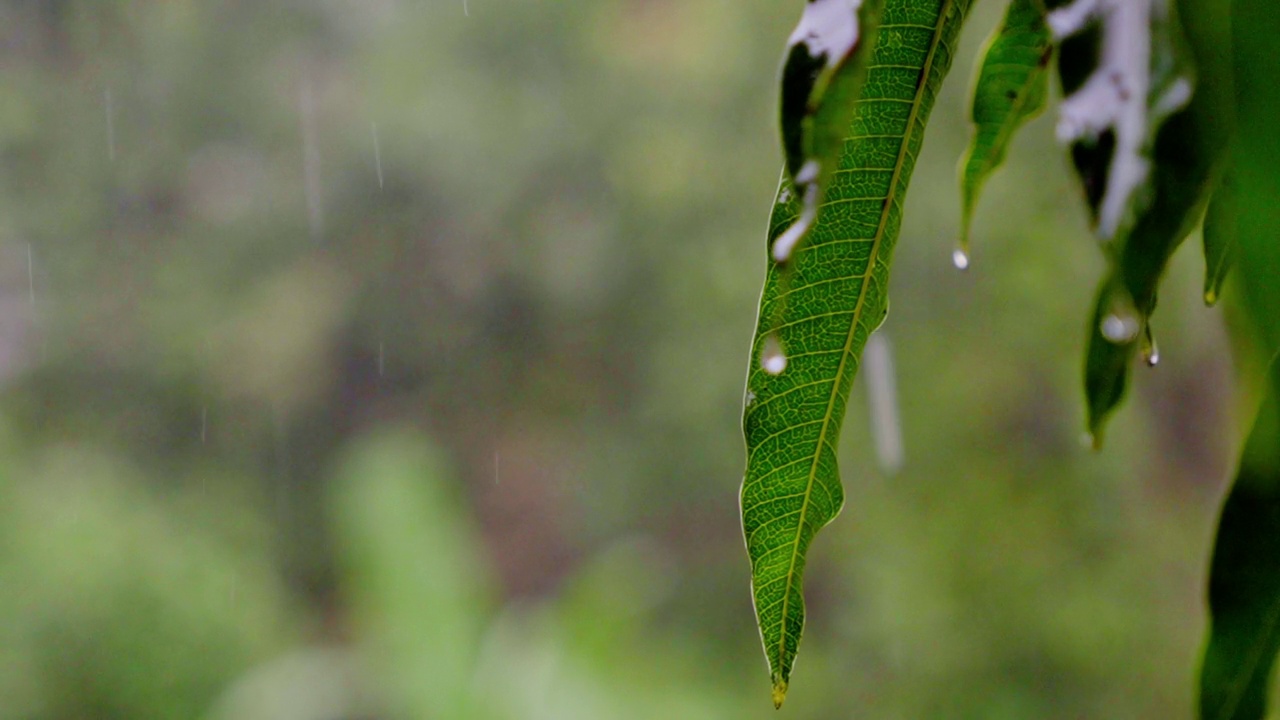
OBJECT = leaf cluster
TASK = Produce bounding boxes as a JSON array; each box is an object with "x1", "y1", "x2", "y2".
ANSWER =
[{"x1": 742, "y1": 0, "x2": 1280, "y2": 714}]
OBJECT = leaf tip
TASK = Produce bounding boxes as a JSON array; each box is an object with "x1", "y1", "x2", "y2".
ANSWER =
[
  {"x1": 1204, "y1": 288, "x2": 1219, "y2": 306},
  {"x1": 771, "y1": 677, "x2": 788, "y2": 709}
]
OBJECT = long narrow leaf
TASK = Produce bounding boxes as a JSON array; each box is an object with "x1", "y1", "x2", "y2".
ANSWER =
[
  {"x1": 1199, "y1": 0, "x2": 1280, "y2": 715},
  {"x1": 742, "y1": 0, "x2": 973, "y2": 707},
  {"x1": 1048, "y1": 0, "x2": 1217, "y2": 440},
  {"x1": 1200, "y1": 359, "x2": 1280, "y2": 720},
  {"x1": 1083, "y1": 103, "x2": 1215, "y2": 441},
  {"x1": 957, "y1": 0, "x2": 1052, "y2": 259}
]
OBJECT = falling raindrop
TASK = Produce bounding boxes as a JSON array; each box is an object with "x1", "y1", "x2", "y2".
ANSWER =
[
  {"x1": 104, "y1": 87, "x2": 115, "y2": 161},
  {"x1": 951, "y1": 247, "x2": 970, "y2": 270},
  {"x1": 299, "y1": 81, "x2": 324, "y2": 244},
  {"x1": 377, "y1": 340, "x2": 385, "y2": 376},
  {"x1": 464, "y1": 0, "x2": 470, "y2": 15},
  {"x1": 201, "y1": 406, "x2": 208, "y2": 444},
  {"x1": 761, "y1": 335, "x2": 788, "y2": 375},
  {"x1": 26, "y1": 242, "x2": 34, "y2": 310},
  {"x1": 863, "y1": 333, "x2": 904, "y2": 474},
  {"x1": 370, "y1": 121, "x2": 384, "y2": 190},
  {"x1": 493, "y1": 450, "x2": 500, "y2": 485}
]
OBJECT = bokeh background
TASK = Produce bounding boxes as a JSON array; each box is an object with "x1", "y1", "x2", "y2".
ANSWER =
[{"x1": 0, "y1": 1, "x2": 1249, "y2": 718}]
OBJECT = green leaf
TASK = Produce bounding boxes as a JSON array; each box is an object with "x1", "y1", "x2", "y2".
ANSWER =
[
  {"x1": 1082, "y1": 104, "x2": 1215, "y2": 440},
  {"x1": 1202, "y1": 165, "x2": 1237, "y2": 307},
  {"x1": 1052, "y1": 0, "x2": 1222, "y2": 440},
  {"x1": 957, "y1": 0, "x2": 1052, "y2": 259},
  {"x1": 1200, "y1": 357, "x2": 1280, "y2": 720},
  {"x1": 742, "y1": 0, "x2": 973, "y2": 707},
  {"x1": 1198, "y1": 1, "x2": 1280, "y2": 715},
  {"x1": 774, "y1": 0, "x2": 883, "y2": 263},
  {"x1": 327, "y1": 431, "x2": 496, "y2": 720}
]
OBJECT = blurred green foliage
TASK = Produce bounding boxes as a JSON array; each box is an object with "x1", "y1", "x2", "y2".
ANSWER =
[{"x1": 0, "y1": 0, "x2": 1254, "y2": 717}]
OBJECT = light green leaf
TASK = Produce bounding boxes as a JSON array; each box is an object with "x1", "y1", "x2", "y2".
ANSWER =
[
  {"x1": 957, "y1": 0, "x2": 1052, "y2": 258},
  {"x1": 1202, "y1": 166, "x2": 1236, "y2": 307},
  {"x1": 327, "y1": 431, "x2": 496, "y2": 720},
  {"x1": 742, "y1": 0, "x2": 973, "y2": 707}
]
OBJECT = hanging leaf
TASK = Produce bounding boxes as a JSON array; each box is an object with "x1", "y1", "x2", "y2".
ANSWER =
[
  {"x1": 1202, "y1": 166, "x2": 1237, "y2": 307},
  {"x1": 1199, "y1": 358, "x2": 1280, "y2": 720},
  {"x1": 742, "y1": 0, "x2": 973, "y2": 707},
  {"x1": 774, "y1": 0, "x2": 883, "y2": 264},
  {"x1": 1199, "y1": 0, "x2": 1280, "y2": 714},
  {"x1": 956, "y1": 0, "x2": 1052, "y2": 260},
  {"x1": 1049, "y1": 0, "x2": 1223, "y2": 440},
  {"x1": 1082, "y1": 102, "x2": 1217, "y2": 440}
]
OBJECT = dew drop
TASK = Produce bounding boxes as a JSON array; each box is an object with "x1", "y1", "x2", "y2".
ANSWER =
[
  {"x1": 1204, "y1": 289, "x2": 1218, "y2": 306},
  {"x1": 1100, "y1": 313, "x2": 1140, "y2": 343},
  {"x1": 761, "y1": 336, "x2": 788, "y2": 375},
  {"x1": 951, "y1": 248, "x2": 970, "y2": 270}
]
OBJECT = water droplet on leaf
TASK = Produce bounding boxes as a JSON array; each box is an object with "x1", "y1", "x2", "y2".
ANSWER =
[
  {"x1": 951, "y1": 248, "x2": 969, "y2": 270},
  {"x1": 1100, "y1": 312, "x2": 1140, "y2": 343},
  {"x1": 761, "y1": 335, "x2": 788, "y2": 375}
]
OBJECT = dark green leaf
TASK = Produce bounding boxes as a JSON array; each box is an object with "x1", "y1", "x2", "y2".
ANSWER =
[
  {"x1": 1082, "y1": 103, "x2": 1215, "y2": 440},
  {"x1": 957, "y1": 0, "x2": 1052, "y2": 259},
  {"x1": 742, "y1": 0, "x2": 973, "y2": 707},
  {"x1": 1200, "y1": 358, "x2": 1280, "y2": 720},
  {"x1": 1198, "y1": 1, "x2": 1280, "y2": 716},
  {"x1": 1052, "y1": 0, "x2": 1221, "y2": 440}
]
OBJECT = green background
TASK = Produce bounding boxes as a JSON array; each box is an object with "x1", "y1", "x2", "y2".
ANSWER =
[{"x1": 0, "y1": 1, "x2": 1251, "y2": 717}]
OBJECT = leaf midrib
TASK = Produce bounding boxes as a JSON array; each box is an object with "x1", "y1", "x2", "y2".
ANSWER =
[{"x1": 771, "y1": 0, "x2": 957, "y2": 680}]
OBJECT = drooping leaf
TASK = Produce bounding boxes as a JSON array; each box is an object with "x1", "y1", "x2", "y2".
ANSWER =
[
  {"x1": 956, "y1": 0, "x2": 1052, "y2": 259},
  {"x1": 773, "y1": 0, "x2": 883, "y2": 263},
  {"x1": 1082, "y1": 102, "x2": 1216, "y2": 440},
  {"x1": 1202, "y1": 165, "x2": 1237, "y2": 307},
  {"x1": 742, "y1": 0, "x2": 973, "y2": 707},
  {"x1": 1051, "y1": 0, "x2": 1223, "y2": 440},
  {"x1": 1198, "y1": 0, "x2": 1280, "y2": 715},
  {"x1": 1200, "y1": 358, "x2": 1280, "y2": 720}
]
